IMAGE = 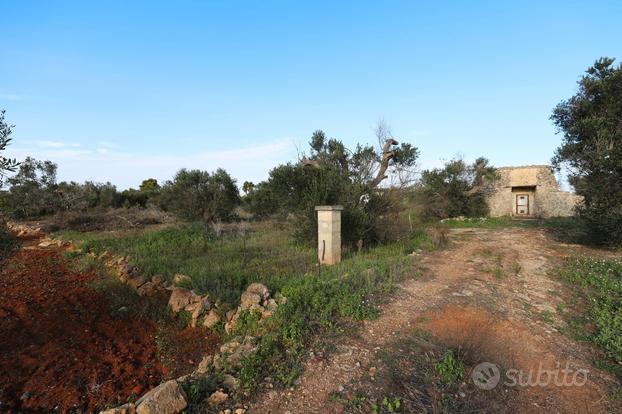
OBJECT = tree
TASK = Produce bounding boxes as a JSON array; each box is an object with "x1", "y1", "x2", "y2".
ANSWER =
[
  {"x1": 0, "y1": 110, "x2": 19, "y2": 187},
  {"x1": 249, "y1": 126, "x2": 419, "y2": 245},
  {"x1": 242, "y1": 181, "x2": 255, "y2": 195},
  {"x1": 418, "y1": 157, "x2": 497, "y2": 219},
  {"x1": 4, "y1": 157, "x2": 60, "y2": 218},
  {"x1": 160, "y1": 168, "x2": 240, "y2": 222},
  {"x1": 552, "y1": 57, "x2": 622, "y2": 244}
]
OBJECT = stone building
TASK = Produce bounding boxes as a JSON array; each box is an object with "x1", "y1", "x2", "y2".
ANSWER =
[{"x1": 486, "y1": 165, "x2": 582, "y2": 218}]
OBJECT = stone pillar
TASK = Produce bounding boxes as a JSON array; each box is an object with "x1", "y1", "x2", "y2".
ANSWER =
[{"x1": 315, "y1": 205, "x2": 343, "y2": 265}]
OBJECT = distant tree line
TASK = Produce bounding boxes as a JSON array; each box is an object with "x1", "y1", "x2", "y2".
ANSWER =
[{"x1": 0, "y1": 156, "x2": 240, "y2": 223}]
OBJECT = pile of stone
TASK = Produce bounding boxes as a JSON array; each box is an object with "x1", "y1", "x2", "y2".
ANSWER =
[
  {"x1": 101, "y1": 283, "x2": 284, "y2": 414},
  {"x1": 104, "y1": 254, "x2": 170, "y2": 297},
  {"x1": 224, "y1": 282, "x2": 284, "y2": 333},
  {"x1": 6, "y1": 222, "x2": 43, "y2": 238},
  {"x1": 168, "y1": 286, "x2": 220, "y2": 328}
]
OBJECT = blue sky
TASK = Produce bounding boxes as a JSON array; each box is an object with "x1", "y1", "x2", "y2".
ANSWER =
[{"x1": 1, "y1": 1, "x2": 621, "y2": 189}]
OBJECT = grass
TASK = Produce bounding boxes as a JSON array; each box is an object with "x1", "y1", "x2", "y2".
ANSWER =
[
  {"x1": 556, "y1": 256, "x2": 622, "y2": 376},
  {"x1": 58, "y1": 220, "x2": 427, "y2": 395}
]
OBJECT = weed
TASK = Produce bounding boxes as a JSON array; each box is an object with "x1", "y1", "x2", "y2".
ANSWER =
[
  {"x1": 434, "y1": 349, "x2": 465, "y2": 384},
  {"x1": 556, "y1": 302, "x2": 566, "y2": 314},
  {"x1": 540, "y1": 310, "x2": 554, "y2": 324}
]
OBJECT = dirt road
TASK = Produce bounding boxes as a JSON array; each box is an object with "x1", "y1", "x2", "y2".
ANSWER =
[{"x1": 251, "y1": 227, "x2": 621, "y2": 413}]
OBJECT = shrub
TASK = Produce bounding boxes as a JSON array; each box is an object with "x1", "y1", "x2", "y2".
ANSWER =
[
  {"x1": 159, "y1": 168, "x2": 240, "y2": 222},
  {"x1": 417, "y1": 157, "x2": 497, "y2": 220},
  {"x1": 0, "y1": 221, "x2": 18, "y2": 263}
]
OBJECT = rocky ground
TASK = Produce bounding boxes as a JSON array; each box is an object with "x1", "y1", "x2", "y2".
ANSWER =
[{"x1": 250, "y1": 227, "x2": 622, "y2": 413}]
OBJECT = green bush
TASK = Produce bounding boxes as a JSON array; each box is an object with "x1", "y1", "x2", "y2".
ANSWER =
[
  {"x1": 417, "y1": 157, "x2": 497, "y2": 220},
  {"x1": 159, "y1": 168, "x2": 240, "y2": 222}
]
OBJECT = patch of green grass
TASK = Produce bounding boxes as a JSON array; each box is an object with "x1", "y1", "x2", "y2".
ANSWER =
[
  {"x1": 441, "y1": 216, "x2": 538, "y2": 229},
  {"x1": 557, "y1": 256, "x2": 622, "y2": 370},
  {"x1": 556, "y1": 302, "x2": 566, "y2": 314}
]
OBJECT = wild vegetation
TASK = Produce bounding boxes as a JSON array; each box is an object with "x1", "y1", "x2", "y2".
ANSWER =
[{"x1": 557, "y1": 256, "x2": 622, "y2": 377}]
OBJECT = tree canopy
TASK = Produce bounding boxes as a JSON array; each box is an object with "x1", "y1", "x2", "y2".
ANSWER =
[{"x1": 552, "y1": 57, "x2": 622, "y2": 244}]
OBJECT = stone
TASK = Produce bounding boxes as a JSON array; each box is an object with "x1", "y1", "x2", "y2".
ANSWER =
[
  {"x1": 223, "y1": 374, "x2": 239, "y2": 391},
  {"x1": 239, "y1": 292, "x2": 262, "y2": 310},
  {"x1": 173, "y1": 274, "x2": 191, "y2": 285},
  {"x1": 264, "y1": 298, "x2": 278, "y2": 312},
  {"x1": 126, "y1": 275, "x2": 147, "y2": 289},
  {"x1": 234, "y1": 409, "x2": 246, "y2": 414},
  {"x1": 38, "y1": 239, "x2": 56, "y2": 248},
  {"x1": 151, "y1": 275, "x2": 165, "y2": 285},
  {"x1": 245, "y1": 283, "x2": 270, "y2": 300},
  {"x1": 137, "y1": 282, "x2": 157, "y2": 297},
  {"x1": 203, "y1": 309, "x2": 220, "y2": 328},
  {"x1": 99, "y1": 403, "x2": 136, "y2": 414},
  {"x1": 135, "y1": 380, "x2": 187, "y2": 414},
  {"x1": 168, "y1": 287, "x2": 196, "y2": 313},
  {"x1": 207, "y1": 390, "x2": 229, "y2": 406},
  {"x1": 196, "y1": 355, "x2": 213, "y2": 374}
]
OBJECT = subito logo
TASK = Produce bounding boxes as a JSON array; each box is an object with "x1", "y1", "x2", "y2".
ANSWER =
[{"x1": 472, "y1": 362, "x2": 500, "y2": 390}]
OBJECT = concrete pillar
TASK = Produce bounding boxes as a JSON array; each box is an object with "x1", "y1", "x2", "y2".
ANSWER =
[{"x1": 315, "y1": 205, "x2": 343, "y2": 265}]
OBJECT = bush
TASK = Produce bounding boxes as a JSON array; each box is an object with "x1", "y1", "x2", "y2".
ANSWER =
[
  {"x1": 417, "y1": 157, "x2": 497, "y2": 220},
  {"x1": 0, "y1": 221, "x2": 18, "y2": 263},
  {"x1": 160, "y1": 168, "x2": 240, "y2": 222}
]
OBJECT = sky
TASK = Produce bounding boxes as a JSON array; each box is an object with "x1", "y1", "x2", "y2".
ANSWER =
[{"x1": 1, "y1": 1, "x2": 621, "y2": 189}]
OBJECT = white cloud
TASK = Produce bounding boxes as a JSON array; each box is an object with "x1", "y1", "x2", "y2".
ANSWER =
[
  {"x1": 6, "y1": 138, "x2": 297, "y2": 189},
  {"x1": 34, "y1": 140, "x2": 82, "y2": 149}
]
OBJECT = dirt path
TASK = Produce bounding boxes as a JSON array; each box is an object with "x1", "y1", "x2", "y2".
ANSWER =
[{"x1": 251, "y1": 227, "x2": 621, "y2": 413}]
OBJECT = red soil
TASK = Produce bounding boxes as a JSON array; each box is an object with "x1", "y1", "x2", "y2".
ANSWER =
[{"x1": 0, "y1": 241, "x2": 218, "y2": 413}]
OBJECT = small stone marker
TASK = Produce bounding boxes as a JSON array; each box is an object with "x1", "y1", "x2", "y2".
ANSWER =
[{"x1": 315, "y1": 205, "x2": 343, "y2": 265}]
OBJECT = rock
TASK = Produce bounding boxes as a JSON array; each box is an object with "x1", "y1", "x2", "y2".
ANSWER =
[
  {"x1": 168, "y1": 287, "x2": 197, "y2": 313},
  {"x1": 126, "y1": 275, "x2": 147, "y2": 289},
  {"x1": 223, "y1": 374, "x2": 239, "y2": 391},
  {"x1": 196, "y1": 355, "x2": 213, "y2": 374},
  {"x1": 135, "y1": 380, "x2": 187, "y2": 414},
  {"x1": 99, "y1": 403, "x2": 136, "y2": 414},
  {"x1": 264, "y1": 298, "x2": 278, "y2": 312},
  {"x1": 225, "y1": 310, "x2": 236, "y2": 322},
  {"x1": 173, "y1": 274, "x2": 191, "y2": 285},
  {"x1": 234, "y1": 409, "x2": 246, "y2": 414},
  {"x1": 245, "y1": 283, "x2": 269, "y2": 300},
  {"x1": 220, "y1": 341, "x2": 240, "y2": 354},
  {"x1": 239, "y1": 292, "x2": 261, "y2": 310},
  {"x1": 137, "y1": 282, "x2": 158, "y2": 297},
  {"x1": 38, "y1": 239, "x2": 56, "y2": 248},
  {"x1": 207, "y1": 390, "x2": 229, "y2": 406},
  {"x1": 203, "y1": 309, "x2": 220, "y2": 328},
  {"x1": 152, "y1": 275, "x2": 165, "y2": 285}
]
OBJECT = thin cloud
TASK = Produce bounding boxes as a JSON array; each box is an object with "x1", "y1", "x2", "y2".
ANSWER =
[
  {"x1": 0, "y1": 92, "x2": 29, "y2": 102},
  {"x1": 6, "y1": 138, "x2": 297, "y2": 189}
]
